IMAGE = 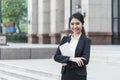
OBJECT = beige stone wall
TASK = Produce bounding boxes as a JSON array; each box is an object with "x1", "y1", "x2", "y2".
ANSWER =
[
  {"x1": 87, "y1": 0, "x2": 112, "y2": 44},
  {"x1": 88, "y1": 0, "x2": 112, "y2": 32}
]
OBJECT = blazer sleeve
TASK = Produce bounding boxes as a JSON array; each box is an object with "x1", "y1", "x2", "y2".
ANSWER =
[
  {"x1": 82, "y1": 38, "x2": 91, "y2": 65},
  {"x1": 54, "y1": 36, "x2": 70, "y2": 63}
]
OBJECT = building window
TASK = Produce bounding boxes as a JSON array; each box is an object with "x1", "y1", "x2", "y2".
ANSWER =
[{"x1": 112, "y1": 0, "x2": 120, "y2": 44}]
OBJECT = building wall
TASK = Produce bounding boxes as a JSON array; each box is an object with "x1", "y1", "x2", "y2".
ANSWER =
[
  {"x1": 88, "y1": 0, "x2": 112, "y2": 44},
  {"x1": 27, "y1": 0, "x2": 112, "y2": 44}
]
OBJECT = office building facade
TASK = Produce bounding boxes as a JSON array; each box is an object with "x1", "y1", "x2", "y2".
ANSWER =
[{"x1": 27, "y1": 0, "x2": 120, "y2": 44}]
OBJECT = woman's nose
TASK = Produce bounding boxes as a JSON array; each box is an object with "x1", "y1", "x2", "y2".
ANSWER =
[{"x1": 73, "y1": 24, "x2": 77, "y2": 27}]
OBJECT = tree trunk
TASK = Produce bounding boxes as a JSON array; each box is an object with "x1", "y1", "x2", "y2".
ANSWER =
[
  {"x1": 16, "y1": 23, "x2": 21, "y2": 33},
  {"x1": 0, "y1": 0, "x2": 2, "y2": 33}
]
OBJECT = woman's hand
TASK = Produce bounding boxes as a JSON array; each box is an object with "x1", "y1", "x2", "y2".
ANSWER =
[{"x1": 69, "y1": 57, "x2": 86, "y2": 67}]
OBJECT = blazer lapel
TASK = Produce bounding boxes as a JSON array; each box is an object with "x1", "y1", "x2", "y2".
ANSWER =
[
  {"x1": 75, "y1": 34, "x2": 84, "y2": 57},
  {"x1": 67, "y1": 35, "x2": 71, "y2": 43}
]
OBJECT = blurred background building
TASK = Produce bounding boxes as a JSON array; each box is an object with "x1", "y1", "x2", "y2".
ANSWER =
[{"x1": 27, "y1": 0, "x2": 119, "y2": 45}]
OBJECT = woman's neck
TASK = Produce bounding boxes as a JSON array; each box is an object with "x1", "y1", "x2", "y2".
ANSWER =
[{"x1": 73, "y1": 33, "x2": 81, "y2": 39}]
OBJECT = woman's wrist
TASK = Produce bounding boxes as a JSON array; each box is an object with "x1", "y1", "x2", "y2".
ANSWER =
[{"x1": 69, "y1": 57, "x2": 74, "y2": 61}]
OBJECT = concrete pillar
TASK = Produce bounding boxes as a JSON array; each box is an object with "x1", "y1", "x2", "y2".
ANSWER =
[
  {"x1": 64, "y1": 0, "x2": 71, "y2": 30},
  {"x1": 38, "y1": 0, "x2": 50, "y2": 44},
  {"x1": 50, "y1": 0, "x2": 64, "y2": 44},
  {"x1": 81, "y1": 0, "x2": 89, "y2": 36},
  {"x1": 27, "y1": 0, "x2": 38, "y2": 43}
]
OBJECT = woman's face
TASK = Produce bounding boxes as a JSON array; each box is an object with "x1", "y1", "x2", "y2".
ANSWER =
[{"x1": 70, "y1": 18, "x2": 83, "y2": 35}]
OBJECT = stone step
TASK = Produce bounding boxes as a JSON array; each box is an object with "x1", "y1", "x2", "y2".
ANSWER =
[
  {"x1": 90, "y1": 50, "x2": 120, "y2": 63},
  {"x1": 0, "y1": 63, "x2": 60, "y2": 79},
  {"x1": 0, "y1": 63, "x2": 59, "y2": 80},
  {"x1": 0, "y1": 72, "x2": 23, "y2": 80},
  {"x1": 0, "y1": 67, "x2": 58, "y2": 80}
]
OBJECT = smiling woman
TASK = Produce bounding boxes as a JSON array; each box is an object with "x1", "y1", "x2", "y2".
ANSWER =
[{"x1": 54, "y1": 13, "x2": 91, "y2": 80}]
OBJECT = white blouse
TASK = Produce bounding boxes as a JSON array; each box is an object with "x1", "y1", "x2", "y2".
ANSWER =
[{"x1": 68, "y1": 34, "x2": 81, "y2": 57}]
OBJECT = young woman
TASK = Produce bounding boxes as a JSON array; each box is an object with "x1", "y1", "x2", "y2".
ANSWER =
[{"x1": 54, "y1": 13, "x2": 91, "y2": 80}]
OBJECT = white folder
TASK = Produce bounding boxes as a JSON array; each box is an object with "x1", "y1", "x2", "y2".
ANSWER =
[{"x1": 59, "y1": 42, "x2": 73, "y2": 57}]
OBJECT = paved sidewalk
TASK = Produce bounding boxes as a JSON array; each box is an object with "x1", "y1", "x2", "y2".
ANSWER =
[
  {"x1": 0, "y1": 44, "x2": 120, "y2": 80},
  {"x1": 0, "y1": 59, "x2": 120, "y2": 80}
]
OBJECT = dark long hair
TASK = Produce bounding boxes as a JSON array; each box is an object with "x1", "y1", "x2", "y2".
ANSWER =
[{"x1": 69, "y1": 13, "x2": 86, "y2": 36}]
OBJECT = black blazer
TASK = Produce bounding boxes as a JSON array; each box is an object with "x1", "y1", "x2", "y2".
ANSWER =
[{"x1": 54, "y1": 34, "x2": 91, "y2": 75}]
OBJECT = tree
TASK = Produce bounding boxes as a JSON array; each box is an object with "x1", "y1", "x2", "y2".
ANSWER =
[
  {"x1": 2, "y1": 0, "x2": 27, "y2": 33},
  {"x1": 0, "y1": 0, "x2": 2, "y2": 33}
]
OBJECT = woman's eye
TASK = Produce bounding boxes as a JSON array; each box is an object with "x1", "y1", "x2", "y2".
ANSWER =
[
  {"x1": 76, "y1": 22, "x2": 80, "y2": 25},
  {"x1": 71, "y1": 23, "x2": 74, "y2": 25},
  {"x1": 71, "y1": 22, "x2": 80, "y2": 25}
]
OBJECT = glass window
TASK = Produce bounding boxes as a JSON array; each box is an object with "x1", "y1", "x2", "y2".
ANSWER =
[{"x1": 112, "y1": 0, "x2": 120, "y2": 44}]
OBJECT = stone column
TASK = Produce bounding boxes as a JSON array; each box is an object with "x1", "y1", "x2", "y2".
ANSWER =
[
  {"x1": 27, "y1": 0, "x2": 38, "y2": 43},
  {"x1": 38, "y1": 0, "x2": 50, "y2": 44},
  {"x1": 64, "y1": 0, "x2": 71, "y2": 30},
  {"x1": 50, "y1": 0, "x2": 64, "y2": 44},
  {"x1": 81, "y1": 0, "x2": 89, "y2": 36}
]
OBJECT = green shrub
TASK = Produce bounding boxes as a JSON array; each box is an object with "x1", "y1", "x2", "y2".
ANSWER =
[{"x1": 6, "y1": 33, "x2": 27, "y2": 43}]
